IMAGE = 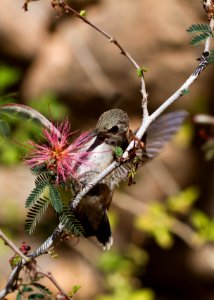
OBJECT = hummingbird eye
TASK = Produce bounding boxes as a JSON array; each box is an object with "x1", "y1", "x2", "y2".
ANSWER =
[{"x1": 108, "y1": 125, "x2": 119, "y2": 133}]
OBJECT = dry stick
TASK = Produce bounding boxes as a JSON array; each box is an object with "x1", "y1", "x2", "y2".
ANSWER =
[
  {"x1": 0, "y1": 264, "x2": 23, "y2": 299},
  {"x1": 0, "y1": 229, "x2": 29, "y2": 262},
  {"x1": 37, "y1": 271, "x2": 71, "y2": 300},
  {"x1": 0, "y1": 229, "x2": 29, "y2": 299},
  {"x1": 56, "y1": 1, "x2": 149, "y2": 110},
  {"x1": 56, "y1": 1, "x2": 140, "y2": 70},
  {"x1": 0, "y1": 231, "x2": 71, "y2": 299}
]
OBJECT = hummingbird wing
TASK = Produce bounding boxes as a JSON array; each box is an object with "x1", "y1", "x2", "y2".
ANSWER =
[{"x1": 113, "y1": 110, "x2": 188, "y2": 182}]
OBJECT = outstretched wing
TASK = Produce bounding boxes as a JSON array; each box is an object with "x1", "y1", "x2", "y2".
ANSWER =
[{"x1": 114, "y1": 110, "x2": 188, "y2": 182}]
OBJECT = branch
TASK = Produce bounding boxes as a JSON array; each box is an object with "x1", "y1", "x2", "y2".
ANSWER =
[
  {"x1": 53, "y1": 0, "x2": 140, "y2": 70},
  {"x1": 0, "y1": 263, "x2": 23, "y2": 299},
  {"x1": 37, "y1": 271, "x2": 72, "y2": 300},
  {"x1": 0, "y1": 228, "x2": 72, "y2": 299},
  {"x1": 0, "y1": 229, "x2": 29, "y2": 262}
]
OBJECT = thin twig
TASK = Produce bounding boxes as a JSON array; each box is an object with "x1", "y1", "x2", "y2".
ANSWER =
[
  {"x1": 37, "y1": 271, "x2": 72, "y2": 300},
  {"x1": 54, "y1": 0, "x2": 140, "y2": 70},
  {"x1": 0, "y1": 229, "x2": 29, "y2": 262},
  {"x1": 54, "y1": 0, "x2": 149, "y2": 114}
]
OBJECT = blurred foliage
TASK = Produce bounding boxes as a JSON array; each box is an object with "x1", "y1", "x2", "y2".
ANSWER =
[
  {"x1": 190, "y1": 209, "x2": 214, "y2": 242},
  {"x1": 0, "y1": 64, "x2": 68, "y2": 165},
  {"x1": 97, "y1": 246, "x2": 154, "y2": 300},
  {"x1": 202, "y1": 138, "x2": 214, "y2": 160},
  {"x1": 167, "y1": 186, "x2": 199, "y2": 214},
  {"x1": 135, "y1": 186, "x2": 199, "y2": 248},
  {"x1": 0, "y1": 65, "x2": 21, "y2": 93},
  {"x1": 173, "y1": 121, "x2": 193, "y2": 149},
  {"x1": 135, "y1": 202, "x2": 174, "y2": 249}
]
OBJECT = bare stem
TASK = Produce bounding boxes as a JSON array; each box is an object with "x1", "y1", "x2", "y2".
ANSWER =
[
  {"x1": 54, "y1": 0, "x2": 149, "y2": 115},
  {"x1": 37, "y1": 271, "x2": 72, "y2": 299},
  {"x1": 0, "y1": 229, "x2": 29, "y2": 262},
  {"x1": 55, "y1": 0, "x2": 140, "y2": 70}
]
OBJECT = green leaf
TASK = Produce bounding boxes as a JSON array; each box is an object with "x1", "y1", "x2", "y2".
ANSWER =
[
  {"x1": 190, "y1": 209, "x2": 209, "y2": 229},
  {"x1": 16, "y1": 291, "x2": 22, "y2": 300},
  {"x1": 10, "y1": 254, "x2": 22, "y2": 268},
  {"x1": 180, "y1": 88, "x2": 190, "y2": 96},
  {"x1": 22, "y1": 286, "x2": 33, "y2": 292},
  {"x1": 208, "y1": 49, "x2": 214, "y2": 64},
  {"x1": 114, "y1": 146, "x2": 123, "y2": 158},
  {"x1": 25, "y1": 182, "x2": 50, "y2": 208},
  {"x1": 190, "y1": 209, "x2": 214, "y2": 242},
  {"x1": 190, "y1": 32, "x2": 212, "y2": 45},
  {"x1": 187, "y1": 23, "x2": 212, "y2": 33},
  {"x1": 68, "y1": 285, "x2": 81, "y2": 297},
  {"x1": 137, "y1": 68, "x2": 143, "y2": 77},
  {"x1": 28, "y1": 294, "x2": 45, "y2": 299},
  {"x1": 31, "y1": 165, "x2": 47, "y2": 175},
  {"x1": 25, "y1": 197, "x2": 50, "y2": 234},
  {"x1": 49, "y1": 184, "x2": 63, "y2": 214},
  {"x1": 32, "y1": 283, "x2": 52, "y2": 295},
  {"x1": 59, "y1": 206, "x2": 85, "y2": 236},
  {"x1": 35, "y1": 172, "x2": 54, "y2": 185},
  {"x1": 79, "y1": 10, "x2": 87, "y2": 17},
  {"x1": 154, "y1": 228, "x2": 173, "y2": 248}
]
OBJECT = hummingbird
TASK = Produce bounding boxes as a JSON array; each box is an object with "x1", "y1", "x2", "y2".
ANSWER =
[{"x1": 70, "y1": 109, "x2": 188, "y2": 250}]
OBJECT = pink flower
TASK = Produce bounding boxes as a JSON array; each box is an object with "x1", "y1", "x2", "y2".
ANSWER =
[{"x1": 25, "y1": 121, "x2": 93, "y2": 184}]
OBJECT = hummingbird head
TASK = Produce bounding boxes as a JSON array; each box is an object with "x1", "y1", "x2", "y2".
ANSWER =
[{"x1": 96, "y1": 109, "x2": 129, "y2": 146}]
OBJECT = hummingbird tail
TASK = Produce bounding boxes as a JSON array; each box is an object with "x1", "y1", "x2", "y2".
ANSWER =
[{"x1": 96, "y1": 211, "x2": 113, "y2": 250}]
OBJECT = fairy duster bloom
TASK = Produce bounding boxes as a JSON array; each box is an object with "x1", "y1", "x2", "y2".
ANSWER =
[{"x1": 25, "y1": 121, "x2": 93, "y2": 184}]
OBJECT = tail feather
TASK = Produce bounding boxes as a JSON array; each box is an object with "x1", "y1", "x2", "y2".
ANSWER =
[{"x1": 96, "y1": 211, "x2": 112, "y2": 249}]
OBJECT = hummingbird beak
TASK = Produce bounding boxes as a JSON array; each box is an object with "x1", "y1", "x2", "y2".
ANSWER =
[{"x1": 89, "y1": 129, "x2": 98, "y2": 138}]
